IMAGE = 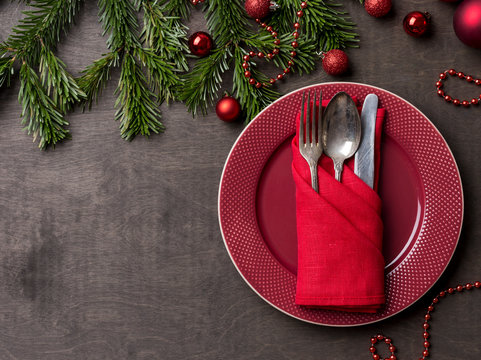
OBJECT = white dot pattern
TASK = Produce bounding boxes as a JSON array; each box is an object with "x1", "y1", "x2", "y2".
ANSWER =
[{"x1": 219, "y1": 83, "x2": 463, "y2": 326}]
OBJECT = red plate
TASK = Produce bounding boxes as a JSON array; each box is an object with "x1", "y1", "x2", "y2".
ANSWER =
[{"x1": 218, "y1": 83, "x2": 463, "y2": 326}]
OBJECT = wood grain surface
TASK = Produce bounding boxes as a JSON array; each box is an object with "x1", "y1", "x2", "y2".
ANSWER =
[{"x1": 0, "y1": 1, "x2": 480, "y2": 359}]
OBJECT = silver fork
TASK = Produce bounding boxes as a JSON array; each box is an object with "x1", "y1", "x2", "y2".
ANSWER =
[{"x1": 299, "y1": 90, "x2": 323, "y2": 193}]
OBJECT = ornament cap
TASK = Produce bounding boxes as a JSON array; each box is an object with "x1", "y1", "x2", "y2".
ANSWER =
[{"x1": 269, "y1": 1, "x2": 279, "y2": 10}]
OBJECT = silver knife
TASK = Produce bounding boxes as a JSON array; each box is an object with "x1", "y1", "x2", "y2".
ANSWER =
[{"x1": 354, "y1": 94, "x2": 378, "y2": 189}]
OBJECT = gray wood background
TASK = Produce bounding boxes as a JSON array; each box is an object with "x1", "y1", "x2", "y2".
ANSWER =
[{"x1": 0, "y1": 1, "x2": 480, "y2": 359}]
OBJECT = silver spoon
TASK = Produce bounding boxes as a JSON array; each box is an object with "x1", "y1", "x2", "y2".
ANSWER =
[{"x1": 322, "y1": 92, "x2": 362, "y2": 182}]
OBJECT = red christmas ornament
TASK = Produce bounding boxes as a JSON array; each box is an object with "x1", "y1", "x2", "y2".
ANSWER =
[
  {"x1": 216, "y1": 95, "x2": 241, "y2": 122},
  {"x1": 322, "y1": 49, "x2": 349, "y2": 76},
  {"x1": 188, "y1": 31, "x2": 213, "y2": 57},
  {"x1": 403, "y1": 11, "x2": 430, "y2": 37},
  {"x1": 453, "y1": 0, "x2": 481, "y2": 48},
  {"x1": 364, "y1": 0, "x2": 392, "y2": 17},
  {"x1": 245, "y1": 0, "x2": 276, "y2": 19}
]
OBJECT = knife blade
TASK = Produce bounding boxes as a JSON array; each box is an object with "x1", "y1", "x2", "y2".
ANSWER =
[{"x1": 354, "y1": 94, "x2": 378, "y2": 189}]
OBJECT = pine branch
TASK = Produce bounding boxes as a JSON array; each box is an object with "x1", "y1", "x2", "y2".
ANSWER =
[
  {"x1": 77, "y1": 51, "x2": 119, "y2": 109},
  {"x1": 98, "y1": 0, "x2": 140, "y2": 51},
  {"x1": 2, "y1": 0, "x2": 83, "y2": 148},
  {"x1": 19, "y1": 62, "x2": 70, "y2": 149},
  {"x1": 0, "y1": 56, "x2": 15, "y2": 87},
  {"x1": 135, "y1": 47, "x2": 179, "y2": 104},
  {"x1": 6, "y1": 0, "x2": 82, "y2": 65},
  {"x1": 115, "y1": 52, "x2": 164, "y2": 140},
  {"x1": 39, "y1": 46, "x2": 86, "y2": 113},
  {"x1": 270, "y1": 0, "x2": 358, "y2": 51},
  {"x1": 160, "y1": 0, "x2": 192, "y2": 19},
  {"x1": 180, "y1": 0, "x2": 265, "y2": 120},
  {"x1": 205, "y1": 0, "x2": 253, "y2": 43},
  {"x1": 139, "y1": 0, "x2": 189, "y2": 72},
  {"x1": 79, "y1": 0, "x2": 191, "y2": 140},
  {"x1": 178, "y1": 47, "x2": 232, "y2": 116},
  {"x1": 91, "y1": 0, "x2": 159, "y2": 140}
]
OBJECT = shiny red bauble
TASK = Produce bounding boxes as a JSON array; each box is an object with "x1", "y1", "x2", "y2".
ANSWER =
[
  {"x1": 322, "y1": 49, "x2": 349, "y2": 76},
  {"x1": 403, "y1": 11, "x2": 430, "y2": 37},
  {"x1": 216, "y1": 96, "x2": 241, "y2": 122},
  {"x1": 364, "y1": 0, "x2": 392, "y2": 17},
  {"x1": 453, "y1": 0, "x2": 481, "y2": 48},
  {"x1": 245, "y1": 0, "x2": 272, "y2": 19},
  {"x1": 188, "y1": 31, "x2": 213, "y2": 57}
]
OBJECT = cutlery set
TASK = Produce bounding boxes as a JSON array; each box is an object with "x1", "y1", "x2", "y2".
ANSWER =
[{"x1": 299, "y1": 91, "x2": 379, "y2": 191}]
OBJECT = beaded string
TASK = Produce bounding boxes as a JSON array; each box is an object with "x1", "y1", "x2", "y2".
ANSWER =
[
  {"x1": 436, "y1": 69, "x2": 481, "y2": 107},
  {"x1": 369, "y1": 281, "x2": 481, "y2": 360},
  {"x1": 191, "y1": 0, "x2": 308, "y2": 88}
]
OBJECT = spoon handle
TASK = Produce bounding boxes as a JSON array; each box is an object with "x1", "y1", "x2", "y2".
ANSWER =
[
  {"x1": 334, "y1": 161, "x2": 344, "y2": 182},
  {"x1": 309, "y1": 163, "x2": 319, "y2": 193}
]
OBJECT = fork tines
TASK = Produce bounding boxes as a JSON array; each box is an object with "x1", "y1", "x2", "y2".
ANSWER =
[
  {"x1": 299, "y1": 89, "x2": 323, "y2": 193},
  {"x1": 299, "y1": 90, "x2": 322, "y2": 147}
]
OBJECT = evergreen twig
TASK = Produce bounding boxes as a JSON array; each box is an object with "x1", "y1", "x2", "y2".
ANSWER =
[
  {"x1": 19, "y1": 61, "x2": 70, "y2": 148},
  {"x1": 115, "y1": 52, "x2": 164, "y2": 140},
  {"x1": 140, "y1": 0, "x2": 189, "y2": 72},
  {"x1": 39, "y1": 46, "x2": 86, "y2": 113},
  {"x1": 77, "y1": 51, "x2": 119, "y2": 109},
  {"x1": 98, "y1": 0, "x2": 140, "y2": 51},
  {"x1": 1, "y1": 0, "x2": 84, "y2": 148},
  {"x1": 0, "y1": 57, "x2": 14, "y2": 87},
  {"x1": 78, "y1": 0, "x2": 188, "y2": 141},
  {"x1": 270, "y1": 0, "x2": 358, "y2": 52},
  {"x1": 135, "y1": 47, "x2": 179, "y2": 104},
  {"x1": 179, "y1": 47, "x2": 232, "y2": 116},
  {"x1": 6, "y1": 0, "x2": 82, "y2": 65}
]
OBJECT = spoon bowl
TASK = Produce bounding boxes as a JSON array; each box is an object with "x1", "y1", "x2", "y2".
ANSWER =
[{"x1": 322, "y1": 92, "x2": 362, "y2": 182}]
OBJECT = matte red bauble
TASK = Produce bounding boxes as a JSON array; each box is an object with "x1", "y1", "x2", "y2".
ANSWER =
[
  {"x1": 245, "y1": 0, "x2": 274, "y2": 19},
  {"x1": 403, "y1": 11, "x2": 430, "y2": 37},
  {"x1": 322, "y1": 49, "x2": 349, "y2": 76},
  {"x1": 364, "y1": 0, "x2": 392, "y2": 17},
  {"x1": 216, "y1": 96, "x2": 241, "y2": 122},
  {"x1": 188, "y1": 31, "x2": 213, "y2": 57},
  {"x1": 453, "y1": 0, "x2": 481, "y2": 48}
]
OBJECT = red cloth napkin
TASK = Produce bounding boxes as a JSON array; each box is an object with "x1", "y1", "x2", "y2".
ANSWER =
[{"x1": 292, "y1": 96, "x2": 386, "y2": 313}]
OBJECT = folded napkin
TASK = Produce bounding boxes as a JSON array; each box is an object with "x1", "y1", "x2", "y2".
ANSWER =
[{"x1": 292, "y1": 96, "x2": 386, "y2": 313}]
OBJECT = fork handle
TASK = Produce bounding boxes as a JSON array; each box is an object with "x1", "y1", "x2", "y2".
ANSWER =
[{"x1": 309, "y1": 163, "x2": 319, "y2": 193}]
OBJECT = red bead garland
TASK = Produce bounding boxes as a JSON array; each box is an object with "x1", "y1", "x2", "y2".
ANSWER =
[
  {"x1": 191, "y1": 0, "x2": 306, "y2": 88},
  {"x1": 436, "y1": 69, "x2": 481, "y2": 107},
  {"x1": 246, "y1": 9, "x2": 303, "y2": 88},
  {"x1": 369, "y1": 281, "x2": 481, "y2": 360}
]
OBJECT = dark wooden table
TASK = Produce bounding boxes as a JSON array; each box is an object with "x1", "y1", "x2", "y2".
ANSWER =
[{"x1": 0, "y1": 1, "x2": 480, "y2": 359}]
